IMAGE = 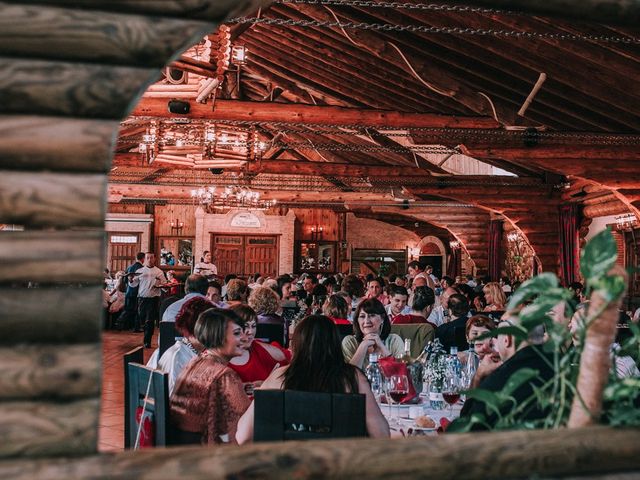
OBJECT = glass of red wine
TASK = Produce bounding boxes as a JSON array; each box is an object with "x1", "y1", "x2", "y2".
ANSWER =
[
  {"x1": 442, "y1": 375, "x2": 461, "y2": 419},
  {"x1": 389, "y1": 375, "x2": 409, "y2": 419}
]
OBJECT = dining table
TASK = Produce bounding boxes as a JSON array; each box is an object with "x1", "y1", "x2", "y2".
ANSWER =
[{"x1": 379, "y1": 393, "x2": 463, "y2": 437}]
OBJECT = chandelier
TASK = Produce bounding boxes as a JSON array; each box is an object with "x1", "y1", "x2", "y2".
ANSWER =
[
  {"x1": 190, "y1": 185, "x2": 276, "y2": 211},
  {"x1": 615, "y1": 213, "x2": 637, "y2": 231}
]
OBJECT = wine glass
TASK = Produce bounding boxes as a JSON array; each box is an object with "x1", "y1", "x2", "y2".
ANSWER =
[
  {"x1": 389, "y1": 375, "x2": 409, "y2": 419},
  {"x1": 442, "y1": 374, "x2": 461, "y2": 419}
]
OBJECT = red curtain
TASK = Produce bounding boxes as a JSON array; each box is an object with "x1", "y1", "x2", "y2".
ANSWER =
[
  {"x1": 447, "y1": 246, "x2": 461, "y2": 278},
  {"x1": 488, "y1": 220, "x2": 503, "y2": 281},
  {"x1": 559, "y1": 204, "x2": 580, "y2": 286}
]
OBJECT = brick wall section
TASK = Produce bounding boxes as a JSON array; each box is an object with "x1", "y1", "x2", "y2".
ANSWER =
[{"x1": 346, "y1": 214, "x2": 421, "y2": 251}]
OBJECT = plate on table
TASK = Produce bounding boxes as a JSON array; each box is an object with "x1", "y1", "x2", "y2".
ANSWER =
[
  {"x1": 380, "y1": 395, "x2": 427, "y2": 407},
  {"x1": 397, "y1": 417, "x2": 437, "y2": 432}
]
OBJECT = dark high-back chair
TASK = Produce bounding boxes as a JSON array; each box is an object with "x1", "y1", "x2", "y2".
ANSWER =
[
  {"x1": 123, "y1": 346, "x2": 144, "y2": 448},
  {"x1": 126, "y1": 363, "x2": 170, "y2": 448},
  {"x1": 159, "y1": 295, "x2": 180, "y2": 321},
  {"x1": 256, "y1": 323, "x2": 287, "y2": 348},
  {"x1": 336, "y1": 323, "x2": 354, "y2": 340},
  {"x1": 253, "y1": 390, "x2": 366, "y2": 442},
  {"x1": 159, "y1": 321, "x2": 179, "y2": 359}
]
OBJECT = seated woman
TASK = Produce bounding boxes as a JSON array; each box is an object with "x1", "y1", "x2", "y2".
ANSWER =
[
  {"x1": 170, "y1": 308, "x2": 250, "y2": 445},
  {"x1": 483, "y1": 282, "x2": 507, "y2": 313},
  {"x1": 235, "y1": 315, "x2": 389, "y2": 443},
  {"x1": 147, "y1": 296, "x2": 213, "y2": 394},
  {"x1": 249, "y1": 286, "x2": 283, "y2": 325},
  {"x1": 465, "y1": 314, "x2": 497, "y2": 359},
  {"x1": 322, "y1": 294, "x2": 352, "y2": 325},
  {"x1": 341, "y1": 298, "x2": 404, "y2": 369},
  {"x1": 229, "y1": 305, "x2": 291, "y2": 391}
]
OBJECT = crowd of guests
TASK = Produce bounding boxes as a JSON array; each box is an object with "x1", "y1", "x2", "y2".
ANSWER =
[{"x1": 111, "y1": 252, "x2": 639, "y2": 444}]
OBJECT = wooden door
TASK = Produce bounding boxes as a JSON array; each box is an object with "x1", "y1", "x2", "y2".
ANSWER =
[
  {"x1": 108, "y1": 233, "x2": 141, "y2": 273},
  {"x1": 211, "y1": 234, "x2": 278, "y2": 278},
  {"x1": 245, "y1": 236, "x2": 278, "y2": 278},
  {"x1": 212, "y1": 235, "x2": 244, "y2": 278}
]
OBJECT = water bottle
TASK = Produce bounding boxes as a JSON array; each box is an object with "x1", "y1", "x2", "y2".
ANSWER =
[
  {"x1": 448, "y1": 346, "x2": 462, "y2": 378},
  {"x1": 429, "y1": 382, "x2": 444, "y2": 410},
  {"x1": 365, "y1": 353, "x2": 383, "y2": 398}
]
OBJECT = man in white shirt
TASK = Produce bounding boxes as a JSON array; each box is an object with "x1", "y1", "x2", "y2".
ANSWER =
[
  {"x1": 129, "y1": 252, "x2": 166, "y2": 348},
  {"x1": 162, "y1": 274, "x2": 208, "y2": 322}
]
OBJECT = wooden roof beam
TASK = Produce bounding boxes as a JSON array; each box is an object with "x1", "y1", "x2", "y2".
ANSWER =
[{"x1": 130, "y1": 98, "x2": 499, "y2": 129}]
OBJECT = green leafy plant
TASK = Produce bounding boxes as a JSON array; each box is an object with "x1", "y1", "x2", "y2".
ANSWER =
[{"x1": 450, "y1": 228, "x2": 636, "y2": 432}]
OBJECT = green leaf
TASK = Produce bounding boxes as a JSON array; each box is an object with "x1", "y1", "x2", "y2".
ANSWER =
[
  {"x1": 502, "y1": 368, "x2": 539, "y2": 396},
  {"x1": 591, "y1": 274, "x2": 627, "y2": 302},
  {"x1": 508, "y1": 272, "x2": 559, "y2": 310},
  {"x1": 580, "y1": 228, "x2": 617, "y2": 282}
]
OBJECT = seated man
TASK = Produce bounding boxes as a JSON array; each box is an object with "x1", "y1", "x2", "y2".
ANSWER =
[{"x1": 458, "y1": 313, "x2": 554, "y2": 430}]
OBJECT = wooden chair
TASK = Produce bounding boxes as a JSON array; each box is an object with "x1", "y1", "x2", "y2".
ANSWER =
[
  {"x1": 256, "y1": 323, "x2": 287, "y2": 348},
  {"x1": 159, "y1": 321, "x2": 178, "y2": 359},
  {"x1": 253, "y1": 390, "x2": 366, "y2": 442},
  {"x1": 159, "y1": 295, "x2": 180, "y2": 322},
  {"x1": 123, "y1": 346, "x2": 144, "y2": 449},
  {"x1": 390, "y1": 323, "x2": 436, "y2": 357},
  {"x1": 126, "y1": 363, "x2": 170, "y2": 448}
]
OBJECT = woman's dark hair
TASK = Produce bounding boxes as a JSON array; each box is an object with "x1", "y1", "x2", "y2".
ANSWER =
[
  {"x1": 195, "y1": 308, "x2": 244, "y2": 349},
  {"x1": 352, "y1": 298, "x2": 391, "y2": 342},
  {"x1": 276, "y1": 274, "x2": 292, "y2": 298},
  {"x1": 412, "y1": 286, "x2": 435, "y2": 311},
  {"x1": 283, "y1": 315, "x2": 358, "y2": 394},
  {"x1": 230, "y1": 304, "x2": 258, "y2": 325},
  {"x1": 341, "y1": 274, "x2": 365, "y2": 298},
  {"x1": 117, "y1": 275, "x2": 128, "y2": 293}
]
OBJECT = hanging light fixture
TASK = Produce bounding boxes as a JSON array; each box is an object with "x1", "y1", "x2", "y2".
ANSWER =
[
  {"x1": 615, "y1": 213, "x2": 637, "y2": 231},
  {"x1": 191, "y1": 185, "x2": 276, "y2": 211},
  {"x1": 449, "y1": 240, "x2": 461, "y2": 250},
  {"x1": 231, "y1": 45, "x2": 248, "y2": 65}
]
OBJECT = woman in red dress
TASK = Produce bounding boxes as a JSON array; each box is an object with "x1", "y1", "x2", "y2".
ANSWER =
[{"x1": 229, "y1": 305, "x2": 290, "y2": 393}]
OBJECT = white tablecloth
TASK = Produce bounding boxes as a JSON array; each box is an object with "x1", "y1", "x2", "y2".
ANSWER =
[{"x1": 379, "y1": 394, "x2": 462, "y2": 437}]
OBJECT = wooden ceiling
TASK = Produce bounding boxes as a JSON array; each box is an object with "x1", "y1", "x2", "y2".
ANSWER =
[{"x1": 110, "y1": 0, "x2": 640, "y2": 271}]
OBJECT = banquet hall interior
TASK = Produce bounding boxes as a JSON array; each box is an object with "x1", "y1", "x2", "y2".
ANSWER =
[{"x1": 1, "y1": 0, "x2": 640, "y2": 478}]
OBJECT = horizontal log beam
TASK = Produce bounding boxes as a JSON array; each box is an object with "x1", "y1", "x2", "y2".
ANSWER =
[
  {"x1": 130, "y1": 98, "x2": 500, "y2": 129},
  {"x1": 0, "y1": 426, "x2": 639, "y2": 478},
  {"x1": 0, "y1": 116, "x2": 117, "y2": 172},
  {"x1": 7, "y1": 0, "x2": 268, "y2": 22},
  {"x1": 0, "y1": 58, "x2": 155, "y2": 119},
  {"x1": 0, "y1": 399, "x2": 98, "y2": 459},
  {"x1": 0, "y1": 172, "x2": 106, "y2": 228},
  {"x1": 0, "y1": 231, "x2": 104, "y2": 284},
  {"x1": 463, "y1": 146, "x2": 640, "y2": 162},
  {"x1": 0, "y1": 4, "x2": 211, "y2": 67},
  {"x1": 0, "y1": 287, "x2": 102, "y2": 344},
  {"x1": 108, "y1": 184, "x2": 394, "y2": 203},
  {"x1": 0, "y1": 345, "x2": 100, "y2": 401}
]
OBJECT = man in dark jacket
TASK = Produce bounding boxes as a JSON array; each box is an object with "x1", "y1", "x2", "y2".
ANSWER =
[
  {"x1": 116, "y1": 252, "x2": 145, "y2": 331},
  {"x1": 435, "y1": 294, "x2": 470, "y2": 351},
  {"x1": 459, "y1": 315, "x2": 554, "y2": 430}
]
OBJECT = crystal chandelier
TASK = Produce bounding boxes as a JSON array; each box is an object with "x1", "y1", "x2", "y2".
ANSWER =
[
  {"x1": 190, "y1": 185, "x2": 276, "y2": 211},
  {"x1": 615, "y1": 213, "x2": 637, "y2": 231}
]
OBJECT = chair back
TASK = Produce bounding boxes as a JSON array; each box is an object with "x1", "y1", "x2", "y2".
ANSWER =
[
  {"x1": 159, "y1": 321, "x2": 179, "y2": 359},
  {"x1": 255, "y1": 323, "x2": 287, "y2": 348},
  {"x1": 126, "y1": 363, "x2": 170, "y2": 448},
  {"x1": 123, "y1": 346, "x2": 144, "y2": 448},
  {"x1": 390, "y1": 323, "x2": 436, "y2": 357},
  {"x1": 253, "y1": 390, "x2": 366, "y2": 442},
  {"x1": 336, "y1": 323, "x2": 354, "y2": 340},
  {"x1": 159, "y1": 295, "x2": 180, "y2": 321}
]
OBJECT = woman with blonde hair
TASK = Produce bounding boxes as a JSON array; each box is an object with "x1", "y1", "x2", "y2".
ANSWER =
[
  {"x1": 483, "y1": 282, "x2": 507, "y2": 312},
  {"x1": 248, "y1": 286, "x2": 283, "y2": 326}
]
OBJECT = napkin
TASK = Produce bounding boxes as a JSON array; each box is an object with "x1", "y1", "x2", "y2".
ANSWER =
[{"x1": 378, "y1": 357, "x2": 418, "y2": 404}]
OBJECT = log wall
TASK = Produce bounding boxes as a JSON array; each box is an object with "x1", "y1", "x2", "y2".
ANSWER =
[{"x1": 0, "y1": 0, "x2": 638, "y2": 478}]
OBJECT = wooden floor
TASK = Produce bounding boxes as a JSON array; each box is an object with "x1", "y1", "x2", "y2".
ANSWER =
[{"x1": 99, "y1": 330, "x2": 156, "y2": 452}]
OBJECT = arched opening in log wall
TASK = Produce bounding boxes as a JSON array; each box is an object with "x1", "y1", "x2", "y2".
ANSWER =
[{"x1": 1, "y1": 1, "x2": 640, "y2": 478}]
